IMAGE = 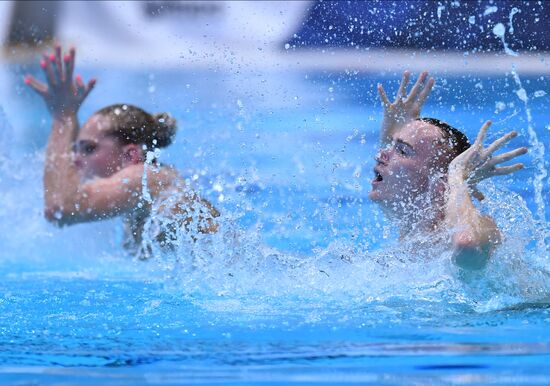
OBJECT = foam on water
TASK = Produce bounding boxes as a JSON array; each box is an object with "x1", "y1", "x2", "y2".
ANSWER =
[{"x1": 131, "y1": 174, "x2": 550, "y2": 318}]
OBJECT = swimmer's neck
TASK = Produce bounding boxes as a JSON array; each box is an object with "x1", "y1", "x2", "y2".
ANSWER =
[
  {"x1": 398, "y1": 212, "x2": 445, "y2": 240},
  {"x1": 388, "y1": 198, "x2": 446, "y2": 240}
]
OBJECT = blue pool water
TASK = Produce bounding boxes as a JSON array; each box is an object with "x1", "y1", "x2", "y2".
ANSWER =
[{"x1": 0, "y1": 64, "x2": 549, "y2": 384}]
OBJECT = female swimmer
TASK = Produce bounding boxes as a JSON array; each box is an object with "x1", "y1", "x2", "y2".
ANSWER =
[{"x1": 25, "y1": 46, "x2": 218, "y2": 254}]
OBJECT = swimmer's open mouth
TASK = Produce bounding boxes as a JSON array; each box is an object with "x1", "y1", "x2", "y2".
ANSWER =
[{"x1": 373, "y1": 170, "x2": 383, "y2": 182}]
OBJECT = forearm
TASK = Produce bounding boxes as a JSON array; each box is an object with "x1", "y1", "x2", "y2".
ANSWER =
[
  {"x1": 446, "y1": 175, "x2": 479, "y2": 230},
  {"x1": 44, "y1": 113, "x2": 81, "y2": 222},
  {"x1": 445, "y1": 174, "x2": 499, "y2": 269}
]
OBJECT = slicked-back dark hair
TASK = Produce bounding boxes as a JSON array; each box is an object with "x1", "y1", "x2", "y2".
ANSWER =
[{"x1": 416, "y1": 117, "x2": 470, "y2": 162}]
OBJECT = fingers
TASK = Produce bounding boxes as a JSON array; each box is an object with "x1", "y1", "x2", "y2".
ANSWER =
[
  {"x1": 377, "y1": 84, "x2": 390, "y2": 107},
  {"x1": 416, "y1": 77, "x2": 435, "y2": 107},
  {"x1": 54, "y1": 45, "x2": 63, "y2": 83},
  {"x1": 83, "y1": 78, "x2": 97, "y2": 99},
  {"x1": 404, "y1": 70, "x2": 428, "y2": 103},
  {"x1": 64, "y1": 47, "x2": 76, "y2": 87},
  {"x1": 75, "y1": 74, "x2": 85, "y2": 96},
  {"x1": 474, "y1": 120, "x2": 491, "y2": 147},
  {"x1": 380, "y1": 70, "x2": 433, "y2": 110},
  {"x1": 493, "y1": 163, "x2": 524, "y2": 176},
  {"x1": 24, "y1": 75, "x2": 48, "y2": 95},
  {"x1": 485, "y1": 130, "x2": 518, "y2": 155},
  {"x1": 47, "y1": 50, "x2": 61, "y2": 86},
  {"x1": 395, "y1": 70, "x2": 410, "y2": 101},
  {"x1": 489, "y1": 146, "x2": 527, "y2": 165},
  {"x1": 42, "y1": 45, "x2": 74, "y2": 88},
  {"x1": 41, "y1": 53, "x2": 57, "y2": 87},
  {"x1": 74, "y1": 76, "x2": 96, "y2": 100}
]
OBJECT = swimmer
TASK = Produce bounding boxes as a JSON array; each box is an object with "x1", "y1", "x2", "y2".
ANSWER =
[
  {"x1": 25, "y1": 46, "x2": 219, "y2": 255},
  {"x1": 372, "y1": 71, "x2": 527, "y2": 270}
]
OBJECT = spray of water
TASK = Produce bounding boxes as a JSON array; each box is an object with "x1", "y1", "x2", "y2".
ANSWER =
[
  {"x1": 492, "y1": 10, "x2": 548, "y2": 254},
  {"x1": 131, "y1": 169, "x2": 550, "y2": 318}
]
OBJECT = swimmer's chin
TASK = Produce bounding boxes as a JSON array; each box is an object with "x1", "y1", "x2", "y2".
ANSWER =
[{"x1": 368, "y1": 189, "x2": 382, "y2": 201}]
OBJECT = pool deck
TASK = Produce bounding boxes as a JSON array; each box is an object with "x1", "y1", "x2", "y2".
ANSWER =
[{"x1": 3, "y1": 43, "x2": 549, "y2": 75}]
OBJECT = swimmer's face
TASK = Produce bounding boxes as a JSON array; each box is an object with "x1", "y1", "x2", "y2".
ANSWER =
[
  {"x1": 73, "y1": 114, "x2": 124, "y2": 179},
  {"x1": 369, "y1": 121, "x2": 448, "y2": 209}
]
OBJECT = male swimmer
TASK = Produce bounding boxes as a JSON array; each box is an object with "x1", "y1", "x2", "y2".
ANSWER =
[{"x1": 371, "y1": 71, "x2": 527, "y2": 270}]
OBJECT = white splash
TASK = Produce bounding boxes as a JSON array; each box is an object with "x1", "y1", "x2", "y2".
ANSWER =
[
  {"x1": 508, "y1": 7, "x2": 520, "y2": 34},
  {"x1": 510, "y1": 67, "x2": 548, "y2": 246},
  {"x1": 141, "y1": 148, "x2": 159, "y2": 204},
  {"x1": 492, "y1": 23, "x2": 518, "y2": 57},
  {"x1": 483, "y1": 5, "x2": 498, "y2": 16},
  {"x1": 437, "y1": 5, "x2": 445, "y2": 20}
]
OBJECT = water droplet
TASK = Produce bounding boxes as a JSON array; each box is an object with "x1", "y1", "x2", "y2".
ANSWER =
[
  {"x1": 495, "y1": 101, "x2": 506, "y2": 112},
  {"x1": 492, "y1": 23, "x2": 505, "y2": 38},
  {"x1": 484, "y1": 5, "x2": 498, "y2": 16},
  {"x1": 516, "y1": 88, "x2": 528, "y2": 102}
]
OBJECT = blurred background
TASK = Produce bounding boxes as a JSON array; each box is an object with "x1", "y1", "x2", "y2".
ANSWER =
[
  {"x1": 1, "y1": 0, "x2": 548, "y2": 144},
  {"x1": 1, "y1": 0, "x2": 548, "y2": 69}
]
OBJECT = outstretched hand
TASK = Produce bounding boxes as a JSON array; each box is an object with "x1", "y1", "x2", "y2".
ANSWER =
[
  {"x1": 24, "y1": 45, "x2": 96, "y2": 117},
  {"x1": 377, "y1": 70, "x2": 435, "y2": 143},
  {"x1": 448, "y1": 120, "x2": 527, "y2": 187}
]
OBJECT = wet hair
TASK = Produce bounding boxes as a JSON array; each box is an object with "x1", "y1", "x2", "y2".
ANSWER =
[
  {"x1": 95, "y1": 104, "x2": 177, "y2": 149},
  {"x1": 416, "y1": 117, "x2": 470, "y2": 162}
]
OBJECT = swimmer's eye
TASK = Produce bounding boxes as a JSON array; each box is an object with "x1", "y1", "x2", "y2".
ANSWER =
[
  {"x1": 394, "y1": 142, "x2": 411, "y2": 156},
  {"x1": 73, "y1": 141, "x2": 98, "y2": 156}
]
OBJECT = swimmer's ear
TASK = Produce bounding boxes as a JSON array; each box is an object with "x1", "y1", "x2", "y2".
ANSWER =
[{"x1": 121, "y1": 144, "x2": 142, "y2": 165}]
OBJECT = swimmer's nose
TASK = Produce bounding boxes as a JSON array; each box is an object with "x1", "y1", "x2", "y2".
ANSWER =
[
  {"x1": 73, "y1": 154, "x2": 83, "y2": 168},
  {"x1": 375, "y1": 147, "x2": 390, "y2": 164}
]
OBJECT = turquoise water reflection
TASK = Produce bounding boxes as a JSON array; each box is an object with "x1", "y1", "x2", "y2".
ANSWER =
[{"x1": 0, "y1": 68, "x2": 549, "y2": 383}]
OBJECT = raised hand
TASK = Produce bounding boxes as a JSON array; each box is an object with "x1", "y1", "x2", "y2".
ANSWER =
[
  {"x1": 377, "y1": 71, "x2": 435, "y2": 144},
  {"x1": 448, "y1": 120, "x2": 527, "y2": 186},
  {"x1": 24, "y1": 45, "x2": 96, "y2": 117}
]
